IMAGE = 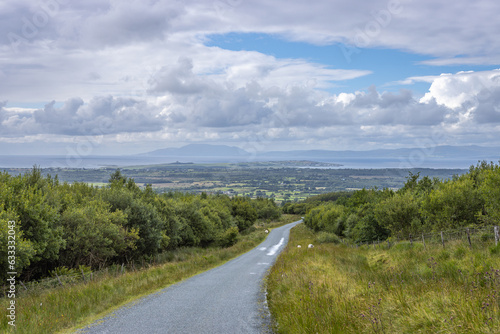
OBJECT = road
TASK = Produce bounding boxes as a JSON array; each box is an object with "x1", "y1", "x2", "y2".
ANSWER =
[{"x1": 77, "y1": 220, "x2": 302, "y2": 334}]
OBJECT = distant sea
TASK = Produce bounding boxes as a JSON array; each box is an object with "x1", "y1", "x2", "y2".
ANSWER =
[
  {"x1": 0, "y1": 155, "x2": 177, "y2": 169},
  {"x1": 0, "y1": 155, "x2": 479, "y2": 169}
]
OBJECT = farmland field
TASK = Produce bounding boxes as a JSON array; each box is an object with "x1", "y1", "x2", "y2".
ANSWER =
[
  {"x1": 2, "y1": 161, "x2": 466, "y2": 203},
  {"x1": 1, "y1": 161, "x2": 466, "y2": 202}
]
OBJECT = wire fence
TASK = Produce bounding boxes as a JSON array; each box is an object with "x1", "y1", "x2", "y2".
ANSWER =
[
  {"x1": 4, "y1": 225, "x2": 500, "y2": 298},
  {"x1": 348, "y1": 225, "x2": 500, "y2": 250}
]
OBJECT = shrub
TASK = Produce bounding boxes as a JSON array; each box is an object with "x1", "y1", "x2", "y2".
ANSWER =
[
  {"x1": 218, "y1": 226, "x2": 239, "y2": 247},
  {"x1": 316, "y1": 232, "x2": 341, "y2": 244}
]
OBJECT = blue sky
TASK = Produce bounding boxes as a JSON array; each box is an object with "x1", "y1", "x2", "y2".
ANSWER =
[
  {"x1": 1, "y1": 0, "x2": 500, "y2": 157},
  {"x1": 206, "y1": 32, "x2": 499, "y2": 96}
]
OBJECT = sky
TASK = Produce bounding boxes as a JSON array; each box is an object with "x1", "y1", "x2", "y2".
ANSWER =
[{"x1": 1, "y1": 0, "x2": 500, "y2": 156}]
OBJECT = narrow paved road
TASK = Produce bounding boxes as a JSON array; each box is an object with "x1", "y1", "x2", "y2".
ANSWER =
[{"x1": 77, "y1": 220, "x2": 302, "y2": 334}]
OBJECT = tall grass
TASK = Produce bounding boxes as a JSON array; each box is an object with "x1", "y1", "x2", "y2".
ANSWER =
[
  {"x1": 0, "y1": 215, "x2": 300, "y2": 334},
  {"x1": 267, "y1": 224, "x2": 500, "y2": 333}
]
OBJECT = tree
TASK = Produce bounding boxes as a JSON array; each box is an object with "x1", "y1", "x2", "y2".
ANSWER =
[
  {"x1": 59, "y1": 200, "x2": 138, "y2": 267},
  {"x1": 375, "y1": 191, "x2": 422, "y2": 236},
  {"x1": 422, "y1": 175, "x2": 483, "y2": 230},
  {"x1": 108, "y1": 169, "x2": 127, "y2": 186},
  {"x1": 231, "y1": 197, "x2": 257, "y2": 231},
  {"x1": 0, "y1": 208, "x2": 35, "y2": 281},
  {"x1": 479, "y1": 165, "x2": 500, "y2": 224}
]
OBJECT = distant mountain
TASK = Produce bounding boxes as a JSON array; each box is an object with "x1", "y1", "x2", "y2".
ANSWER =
[{"x1": 143, "y1": 144, "x2": 249, "y2": 158}]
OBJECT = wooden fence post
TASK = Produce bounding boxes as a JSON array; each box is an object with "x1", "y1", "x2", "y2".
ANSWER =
[
  {"x1": 55, "y1": 273, "x2": 64, "y2": 286},
  {"x1": 81, "y1": 268, "x2": 86, "y2": 283},
  {"x1": 422, "y1": 234, "x2": 426, "y2": 250},
  {"x1": 495, "y1": 226, "x2": 499, "y2": 246},
  {"x1": 466, "y1": 228, "x2": 472, "y2": 248},
  {"x1": 19, "y1": 281, "x2": 28, "y2": 291},
  {"x1": 409, "y1": 234, "x2": 413, "y2": 246},
  {"x1": 441, "y1": 231, "x2": 445, "y2": 248}
]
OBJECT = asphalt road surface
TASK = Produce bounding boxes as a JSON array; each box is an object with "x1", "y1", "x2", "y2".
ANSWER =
[{"x1": 77, "y1": 220, "x2": 303, "y2": 334}]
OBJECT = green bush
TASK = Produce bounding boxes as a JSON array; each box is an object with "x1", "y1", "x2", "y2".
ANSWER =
[
  {"x1": 316, "y1": 232, "x2": 341, "y2": 244},
  {"x1": 218, "y1": 226, "x2": 239, "y2": 247}
]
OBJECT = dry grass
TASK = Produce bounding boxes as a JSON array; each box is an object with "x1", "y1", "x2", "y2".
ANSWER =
[{"x1": 267, "y1": 224, "x2": 500, "y2": 333}]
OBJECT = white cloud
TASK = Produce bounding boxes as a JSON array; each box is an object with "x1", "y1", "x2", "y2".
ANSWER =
[{"x1": 420, "y1": 69, "x2": 500, "y2": 110}]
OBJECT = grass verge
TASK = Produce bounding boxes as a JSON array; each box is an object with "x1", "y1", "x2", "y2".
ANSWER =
[
  {"x1": 1, "y1": 215, "x2": 301, "y2": 334},
  {"x1": 267, "y1": 224, "x2": 500, "y2": 333}
]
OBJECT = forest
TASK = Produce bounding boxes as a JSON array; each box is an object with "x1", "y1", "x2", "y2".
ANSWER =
[
  {"x1": 285, "y1": 161, "x2": 500, "y2": 242},
  {"x1": 0, "y1": 168, "x2": 281, "y2": 283}
]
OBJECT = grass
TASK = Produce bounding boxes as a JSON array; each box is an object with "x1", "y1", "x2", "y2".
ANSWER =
[
  {"x1": 0, "y1": 215, "x2": 301, "y2": 334},
  {"x1": 266, "y1": 224, "x2": 500, "y2": 333}
]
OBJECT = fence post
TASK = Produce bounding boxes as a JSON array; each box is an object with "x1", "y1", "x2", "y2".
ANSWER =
[
  {"x1": 422, "y1": 234, "x2": 426, "y2": 250},
  {"x1": 495, "y1": 226, "x2": 499, "y2": 246},
  {"x1": 441, "y1": 231, "x2": 445, "y2": 248},
  {"x1": 55, "y1": 273, "x2": 64, "y2": 286},
  {"x1": 409, "y1": 234, "x2": 413, "y2": 246},
  {"x1": 81, "y1": 268, "x2": 86, "y2": 283},
  {"x1": 466, "y1": 228, "x2": 472, "y2": 248},
  {"x1": 19, "y1": 281, "x2": 28, "y2": 291}
]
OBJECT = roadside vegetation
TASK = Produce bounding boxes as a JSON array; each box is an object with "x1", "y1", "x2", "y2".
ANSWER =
[
  {"x1": 0, "y1": 167, "x2": 281, "y2": 283},
  {"x1": 267, "y1": 160, "x2": 500, "y2": 333},
  {"x1": 0, "y1": 167, "x2": 291, "y2": 333},
  {"x1": 267, "y1": 223, "x2": 500, "y2": 333},
  {"x1": 0, "y1": 214, "x2": 298, "y2": 334}
]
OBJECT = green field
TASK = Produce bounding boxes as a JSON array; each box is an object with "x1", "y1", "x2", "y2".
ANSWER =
[{"x1": 3, "y1": 161, "x2": 466, "y2": 204}]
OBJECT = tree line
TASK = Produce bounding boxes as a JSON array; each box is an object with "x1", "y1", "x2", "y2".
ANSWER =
[
  {"x1": 287, "y1": 161, "x2": 500, "y2": 243},
  {"x1": 0, "y1": 168, "x2": 281, "y2": 282}
]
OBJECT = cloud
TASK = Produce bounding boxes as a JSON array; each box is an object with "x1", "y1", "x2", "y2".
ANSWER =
[
  {"x1": 150, "y1": 71, "x2": 451, "y2": 130},
  {"x1": 3, "y1": 0, "x2": 499, "y2": 67},
  {"x1": 148, "y1": 57, "x2": 215, "y2": 95},
  {"x1": 473, "y1": 87, "x2": 500, "y2": 123},
  {"x1": 1, "y1": 96, "x2": 166, "y2": 137},
  {"x1": 420, "y1": 69, "x2": 500, "y2": 110},
  {"x1": 77, "y1": 0, "x2": 180, "y2": 48}
]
